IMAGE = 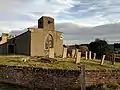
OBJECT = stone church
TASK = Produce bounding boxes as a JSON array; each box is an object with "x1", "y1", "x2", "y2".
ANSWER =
[{"x1": 0, "y1": 16, "x2": 63, "y2": 56}]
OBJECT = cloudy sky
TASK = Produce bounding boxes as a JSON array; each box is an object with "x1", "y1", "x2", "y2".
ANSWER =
[{"x1": 1, "y1": 0, "x2": 120, "y2": 44}]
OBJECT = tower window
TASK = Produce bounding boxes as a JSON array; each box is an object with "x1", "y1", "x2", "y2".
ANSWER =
[{"x1": 48, "y1": 20, "x2": 52, "y2": 24}]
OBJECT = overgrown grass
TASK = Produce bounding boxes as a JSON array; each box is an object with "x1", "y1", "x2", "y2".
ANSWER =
[{"x1": 0, "y1": 55, "x2": 120, "y2": 70}]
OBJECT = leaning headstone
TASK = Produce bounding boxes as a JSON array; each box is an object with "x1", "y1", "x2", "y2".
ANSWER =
[
  {"x1": 72, "y1": 49, "x2": 75, "y2": 58},
  {"x1": 100, "y1": 55, "x2": 106, "y2": 65},
  {"x1": 93, "y1": 53, "x2": 96, "y2": 60},
  {"x1": 49, "y1": 48, "x2": 54, "y2": 58},
  {"x1": 89, "y1": 51, "x2": 92, "y2": 60},
  {"x1": 85, "y1": 51, "x2": 88, "y2": 60},
  {"x1": 76, "y1": 52, "x2": 81, "y2": 64},
  {"x1": 62, "y1": 47, "x2": 67, "y2": 58}
]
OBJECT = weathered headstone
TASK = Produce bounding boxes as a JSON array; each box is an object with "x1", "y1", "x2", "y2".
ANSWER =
[
  {"x1": 93, "y1": 53, "x2": 96, "y2": 60},
  {"x1": 72, "y1": 49, "x2": 75, "y2": 58},
  {"x1": 85, "y1": 51, "x2": 88, "y2": 60},
  {"x1": 68, "y1": 53, "x2": 71, "y2": 57},
  {"x1": 89, "y1": 51, "x2": 91, "y2": 60},
  {"x1": 100, "y1": 55, "x2": 106, "y2": 65},
  {"x1": 75, "y1": 49, "x2": 79, "y2": 58},
  {"x1": 62, "y1": 47, "x2": 67, "y2": 58},
  {"x1": 76, "y1": 52, "x2": 81, "y2": 64},
  {"x1": 49, "y1": 48, "x2": 54, "y2": 58}
]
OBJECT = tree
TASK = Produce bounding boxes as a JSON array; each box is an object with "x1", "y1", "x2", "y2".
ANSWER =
[{"x1": 89, "y1": 39, "x2": 109, "y2": 58}]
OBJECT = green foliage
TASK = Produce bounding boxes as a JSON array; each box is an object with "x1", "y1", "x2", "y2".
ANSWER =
[{"x1": 89, "y1": 39, "x2": 110, "y2": 58}]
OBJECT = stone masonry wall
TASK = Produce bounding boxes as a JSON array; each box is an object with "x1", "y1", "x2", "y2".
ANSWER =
[{"x1": 0, "y1": 65, "x2": 120, "y2": 89}]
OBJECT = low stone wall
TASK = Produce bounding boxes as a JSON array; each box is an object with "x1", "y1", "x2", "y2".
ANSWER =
[{"x1": 0, "y1": 65, "x2": 120, "y2": 89}]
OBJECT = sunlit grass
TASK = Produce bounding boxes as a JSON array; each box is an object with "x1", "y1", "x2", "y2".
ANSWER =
[{"x1": 0, "y1": 55, "x2": 119, "y2": 70}]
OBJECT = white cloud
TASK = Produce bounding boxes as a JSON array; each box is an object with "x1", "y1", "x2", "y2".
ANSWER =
[
  {"x1": 0, "y1": 0, "x2": 120, "y2": 29},
  {"x1": 56, "y1": 22, "x2": 120, "y2": 44},
  {"x1": 0, "y1": 0, "x2": 120, "y2": 44},
  {"x1": 0, "y1": 0, "x2": 79, "y2": 32}
]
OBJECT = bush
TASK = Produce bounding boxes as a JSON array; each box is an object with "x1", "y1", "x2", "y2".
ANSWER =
[{"x1": 89, "y1": 39, "x2": 110, "y2": 59}]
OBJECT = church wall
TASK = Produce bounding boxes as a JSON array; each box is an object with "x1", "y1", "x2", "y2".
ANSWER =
[
  {"x1": 55, "y1": 31, "x2": 63, "y2": 57},
  {"x1": 0, "y1": 43, "x2": 8, "y2": 54},
  {"x1": 0, "y1": 31, "x2": 31, "y2": 55},
  {"x1": 30, "y1": 28, "x2": 55, "y2": 56},
  {"x1": 14, "y1": 31, "x2": 31, "y2": 55},
  {"x1": 30, "y1": 28, "x2": 63, "y2": 57},
  {"x1": 30, "y1": 28, "x2": 44, "y2": 56}
]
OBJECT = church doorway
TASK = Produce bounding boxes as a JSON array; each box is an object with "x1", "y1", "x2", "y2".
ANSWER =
[{"x1": 8, "y1": 45, "x2": 15, "y2": 54}]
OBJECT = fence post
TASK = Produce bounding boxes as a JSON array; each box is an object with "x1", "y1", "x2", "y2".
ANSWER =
[
  {"x1": 80, "y1": 64, "x2": 86, "y2": 90},
  {"x1": 112, "y1": 54, "x2": 115, "y2": 65}
]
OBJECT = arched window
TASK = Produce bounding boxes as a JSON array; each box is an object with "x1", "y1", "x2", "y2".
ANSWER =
[{"x1": 45, "y1": 34, "x2": 53, "y2": 49}]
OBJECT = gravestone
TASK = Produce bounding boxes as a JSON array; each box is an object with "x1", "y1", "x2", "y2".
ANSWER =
[
  {"x1": 62, "y1": 47, "x2": 67, "y2": 58},
  {"x1": 85, "y1": 51, "x2": 88, "y2": 60},
  {"x1": 89, "y1": 51, "x2": 91, "y2": 60},
  {"x1": 76, "y1": 52, "x2": 81, "y2": 64},
  {"x1": 93, "y1": 53, "x2": 96, "y2": 60},
  {"x1": 75, "y1": 49, "x2": 79, "y2": 58},
  {"x1": 72, "y1": 49, "x2": 75, "y2": 58},
  {"x1": 49, "y1": 48, "x2": 54, "y2": 58},
  {"x1": 100, "y1": 55, "x2": 106, "y2": 65}
]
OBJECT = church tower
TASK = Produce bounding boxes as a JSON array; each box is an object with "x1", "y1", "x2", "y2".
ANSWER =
[{"x1": 38, "y1": 16, "x2": 55, "y2": 31}]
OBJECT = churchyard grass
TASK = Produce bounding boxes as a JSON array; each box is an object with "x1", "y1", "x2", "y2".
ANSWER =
[{"x1": 0, "y1": 55, "x2": 119, "y2": 70}]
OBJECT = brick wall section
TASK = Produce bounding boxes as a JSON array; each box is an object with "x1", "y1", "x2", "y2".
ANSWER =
[{"x1": 0, "y1": 65, "x2": 120, "y2": 89}]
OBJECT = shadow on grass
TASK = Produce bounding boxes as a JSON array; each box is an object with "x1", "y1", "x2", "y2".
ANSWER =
[{"x1": 7, "y1": 60, "x2": 22, "y2": 63}]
